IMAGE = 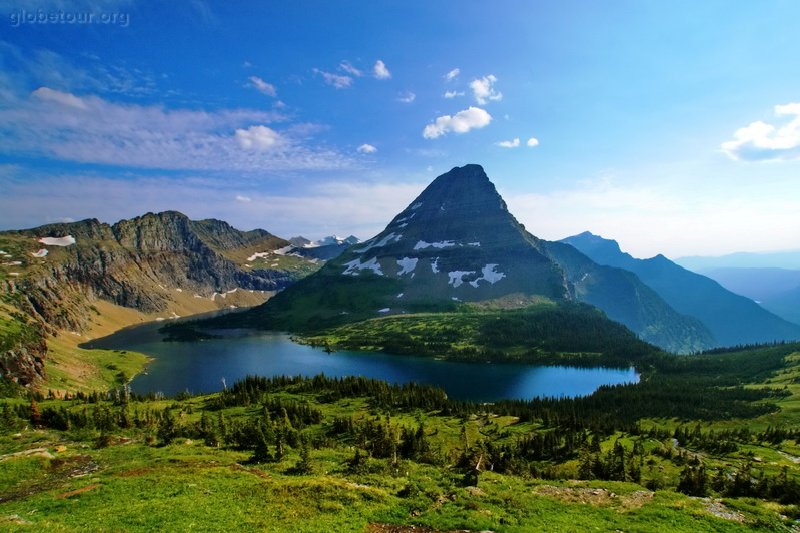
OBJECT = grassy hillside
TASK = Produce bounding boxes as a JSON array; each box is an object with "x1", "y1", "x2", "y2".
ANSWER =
[{"x1": 1, "y1": 343, "x2": 800, "y2": 531}]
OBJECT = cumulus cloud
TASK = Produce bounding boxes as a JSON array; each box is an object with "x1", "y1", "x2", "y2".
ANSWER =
[
  {"x1": 373, "y1": 60, "x2": 391, "y2": 80},
  {"x1": 721, "y1": 103, "x2": 800, "y2": 161},
  {"x1": 527, "y1": 137, "x2": 540, "y2": 147},
  {"x1": 247, "y1": 75, "x2": 277, "y2": 97},
  {"x1": 235, "y1": 125, "x2": 281, "y2": 150},
  {"x1": 422, "y1": 107, "x2": 492, "y2": 139},
  {"x1": 470, "y1": 74, "x2": 502, "y2": 105},
  {"x1": 313, "y1": 68, "x2": 353, "y2": 89},
  {"x1": 357, "y1": 143, "x2": 377, "y2": 154},
  {"x1": 495, "y1": 138, "x2": 520, "y2": 148},
  {"x1": 443, "y1": 90, "x2": 464, "y2": 99},
  {"x1": 397, "y1": 91, "x2": 416, "y2": 103},
  {"x1": 444, "y1": 68, "x2": 460, "y2": 81},
  {"x1": 0, "y1": 87, "x2": 353, "y2": 172}
]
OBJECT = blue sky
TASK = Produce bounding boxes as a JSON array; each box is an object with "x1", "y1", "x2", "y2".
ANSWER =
[{"x1": 1, "y1": 0, "x2": 799, "y2": 258}]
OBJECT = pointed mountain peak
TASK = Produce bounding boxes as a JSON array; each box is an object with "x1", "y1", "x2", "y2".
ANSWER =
[
  {"x1": 401, "y1": 164, "x2": 507, "y2": 218},
  {"x1": 561, "y1": 231, "x2": 624, "y2": 259}
]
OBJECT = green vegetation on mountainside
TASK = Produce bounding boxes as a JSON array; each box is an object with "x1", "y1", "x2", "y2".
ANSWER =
[
  {"x1": 1, "y1": 343, "x2": 800, "y2": 531},
  {"x1": 301, "y1": 302, "x2": 658, "y2": 366}
]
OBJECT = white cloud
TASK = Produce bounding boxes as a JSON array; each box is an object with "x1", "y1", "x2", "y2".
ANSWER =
[
  {"x1": 373, "y1": 60, "x2": 391, "y2": 80},
  {"x1": 247, "y1": 75, "x2": 277, "y2": 97},
  {"x1": 235, "y1": 125, "x2": 281, "y2": 150},
  {"x1": 357, "y1": 143, "x2": 377, "y2": 154},
  {"x1": 236, "y1": 195, "x2": 252, "y2": 203},
  {"x1": 470, "y1": 74, "x2": 502, "y2": 105},
  {"x1": 397, "y1": 91, "x2": 416, "y2": 103},
  {"x1": 33, "y1": 86, "x2": 87, "y2": 109},
  {"x1": 527, "y1": 137, "x2": 540, "y2": 147},
  {"x1": 313, "y1": 68, "x2": 353, "y2": 89},
  {"x1": 496, "y1": 138, "x2": 520, "y2": 148},
  {"x1": 423, "y1": 107, "x2": 492, "y2": 139},
  {"x1": 444, "y1": 68, "x2": 460, "y2": 82},
  {"x1": 443, "y1": 90, "x2": 464, "y2": 99},
  {"x1": 339, "y1": 61, "x2": 363, "y2": 76},
  {"x1": 0, "y1": 87, "x2": 353, "y2": 172},
  {"x1": 721, "y1": 103, "x2": 800, "y2": 161}
]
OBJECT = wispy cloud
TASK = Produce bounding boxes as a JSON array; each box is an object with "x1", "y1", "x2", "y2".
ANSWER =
[
  {"x1": 313, "y1": 68, "x2": 353, "y2": 89},
  {"x1": 443, "y1": 90, "x2": 464, "y2": 99},
  {"x1": 373, "y1": 60, "x2": 391, "y2": 80},
  {"x1": 470, "y1": 74, "x2": 502, "y2": 105},
  {"x1": 397, "y1": 91, "x2": 416, "y2": 103},
  {"x1": 423, "y1": 107, "x2": 492, "y2": 139},
  {"x1": 339, "y1": 61, "x2": 363, "y2": 76},
  {"x1": 0, "y1": 87, "x2": 354, "y2": 172},
  {"x1": 247, "y1": 75, "x2": 277, "y2": 97},
  {"x1": 0, "y1": 41, "x2": 159, "y2": 98},
  {"x1": 235, "y1": 195, "x2": 252, "y2": 203},
  {"x1": 357, "y1": 143, "x2": 377, "y2": 154},
  {"x1": 721, "y1": 103, "x2": 800, "y2": 161},
  {"x1": 444, "y1": 68, "x2": 460, "y2": 82}
]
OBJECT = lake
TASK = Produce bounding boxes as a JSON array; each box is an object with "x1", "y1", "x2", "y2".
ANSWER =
[{"x1": 86, "y1": 320, "x2": 639, "y2": 402}]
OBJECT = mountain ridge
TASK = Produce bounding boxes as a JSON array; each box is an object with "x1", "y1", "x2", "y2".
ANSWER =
[
  {"x1": 561, "y1": 231, "x2": 800, "y2": 346},
  {"x1": 0, "y1": 211, "x2": 321, "y2": 385}
]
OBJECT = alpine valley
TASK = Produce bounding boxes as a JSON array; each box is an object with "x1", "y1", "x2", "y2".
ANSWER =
[{"x1": 3, "y1": 165, "x2": 800, "y2": 532}]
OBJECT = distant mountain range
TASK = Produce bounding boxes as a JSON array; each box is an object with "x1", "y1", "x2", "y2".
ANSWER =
[
  {"x1": 685, "y1": 267, "x2": 800, "y2": 327},
  {"x1": 235, "y1": 164, "x2": 714, "y2": 353},
  {"x1": 287, "y1": 235, "x2": 360, "y2": 260},
  {"x1": 676, "y1": 249, "x2": 800, "y2": 271},
  {"x1": 561, "y1": 232, "x2": 800, "y2": 347},
  {"x1": 675, "y1": 249, "x2": 800, "y2": 327}
]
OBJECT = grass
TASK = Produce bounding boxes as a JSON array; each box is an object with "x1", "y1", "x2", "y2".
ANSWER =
[{"x1": 2, "y1": 345, "x2": 800, "y2": 531}]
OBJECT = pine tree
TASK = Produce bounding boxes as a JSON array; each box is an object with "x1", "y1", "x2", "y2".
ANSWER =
[{"x1": 29, "y1": 398, "x2": 41, "y2": 428}]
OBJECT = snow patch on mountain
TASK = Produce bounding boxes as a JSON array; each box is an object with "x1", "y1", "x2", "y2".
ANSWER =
[
  {"x1": 342, "y1": 257, "x2": 384, "y2": 276},
  {"x1": 355, "y1": 232, "x2": 401, "y2": 253},
  {"x1": 448, "y1": 270, "x2": 476, "y2": 288},
  {"x1": 468, "y1": 263, "x2": 506, "y2": 287},
  {"x1": 31, "y1": 249, "x2": 48, "y2": 257},
  {"x1": 414, "y1": 240, "x2": 456, "y2": 250},
  {"x1": 431, "y1": 257, "x2": 440, "y2": 274},
  {"x1": 396, "y1": 257, "x2": 418, "y2": 276},
  {"x1": 39, "y1": 235, "x2": 75, "y2": 246}
]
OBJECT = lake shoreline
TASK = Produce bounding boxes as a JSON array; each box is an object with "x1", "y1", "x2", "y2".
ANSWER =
[{"x1": 88, "y1": 316, "x2": 640, "y2": 401}]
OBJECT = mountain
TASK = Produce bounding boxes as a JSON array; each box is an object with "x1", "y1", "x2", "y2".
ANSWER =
[
  {"x1": 695, "y1": 267, "x2": 800, "y2": 326},
  {"x1": 676, "y1": 249, "x2": 800, "y2": 271},
  {"x1": 288, "y1": 235, "x2": 360, "y2": 261},
  {"x1": 760, "y1": 286, "x2": 800, "y2": 326},
  {"x1": 561, "y1": 231, "x2": 800, "y2": 346},
  {"x1": 238, "y1": 164, "x2": 711, "y2": 353},
  {"x1": 0, "y1": 211, "x2": 322, "y2": 385}
]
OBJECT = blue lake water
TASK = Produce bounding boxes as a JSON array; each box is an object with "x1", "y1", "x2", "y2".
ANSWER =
[{"x1": 87, "y1": 320, "x2": 639, "y2": 402}]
